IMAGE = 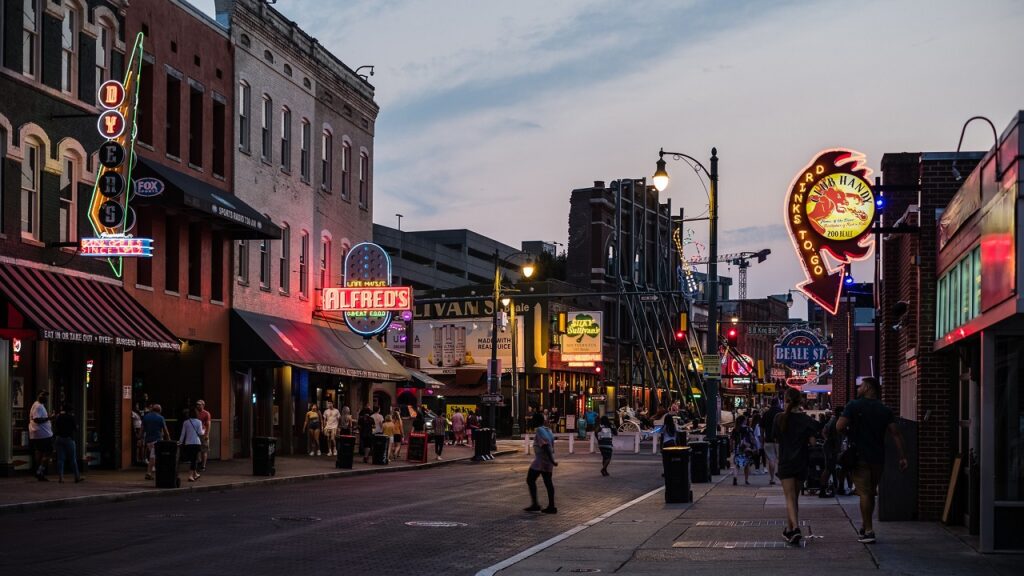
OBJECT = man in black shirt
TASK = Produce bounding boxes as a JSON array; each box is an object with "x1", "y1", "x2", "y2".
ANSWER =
[
  {"x1": 837, "y1": 377, "x2": 907, "y2": 544},
  {"x1": 53, "y1": 404, "x2": 83, "y2": 483},
  {"x1": 761, "y1": 398, "x2": 783, "y2": 485}
]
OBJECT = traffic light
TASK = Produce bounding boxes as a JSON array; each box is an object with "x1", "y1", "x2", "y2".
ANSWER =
[
  {"x1": 725, "y1": 326, "x2": 739, "y2": 348},
  {"x1": 594, "y1": 364, "x2": 603, "y2": 377}
]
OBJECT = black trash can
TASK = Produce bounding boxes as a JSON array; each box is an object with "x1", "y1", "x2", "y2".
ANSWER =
[
  {"x1": 336, "y1": 435, "x2": 355, "y2": 469},
  {"x1": 473, "y1": 428, "x2": 493, "y2": 460},
  {"x1": 663, "y1": 446, "x2": 693, "y2": 503},
  {"x1": 689, "y1": 440, "x2": 710, "y2": 483},
  {"x1": 708, "y1": 437, "x2": 721, "y2": 476},
  {"x1": 155, "y1": 440, "x2": 180, "y2": 488},
  {"x1": 371, "y1": 434, "x2": 389, "y2": 465},
  {"x1": 678, "y1": 430, "x2": 688, "y2": 446},
  {"x1": 717, "y1": 434, "x2": 731, "y2": 471},
  {"x1": 252, "y1": 436, "x2": 276, "y2": 476}
]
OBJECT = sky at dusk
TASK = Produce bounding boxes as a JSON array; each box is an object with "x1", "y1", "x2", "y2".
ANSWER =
[{"x1": 195, "y1": 0, "x2": 1024, "y2": 300}]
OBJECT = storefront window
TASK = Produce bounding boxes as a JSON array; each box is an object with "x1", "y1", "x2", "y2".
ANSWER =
[{"x1": 995, "y1": 336, "x2": 1024, "y2": 501}]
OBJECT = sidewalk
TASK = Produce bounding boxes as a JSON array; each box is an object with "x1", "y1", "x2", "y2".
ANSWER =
[
  {"x1": 492, "y1": 467, "x2": 1018, "y2": 576},
  {"x1": 0, "y1": 441, "x2": 518, "y2": 514}
]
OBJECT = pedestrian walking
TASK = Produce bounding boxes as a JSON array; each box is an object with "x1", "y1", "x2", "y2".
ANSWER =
[
  {"x1": 371, "y1": 405, "x2": 384, "y2": 435},
  {"x1": 661, "y1": 403, "x2": 679, "y2": 449},
  {"x1": 359, "y1": 407, "x2": 374, "y2": 463},
  {"x1": 432, "y1": 411, "x2": 448, "y2": 460},
  {"x1": 53, "y1": 404, "x2": 83, "y2": 484},
  {"x1": 836, "y1": 377, "x2": 908, "y2": 544},
  {"x1": 303, "y1": 403, "x2": 322, "y2": 456},
  {"x1": 751, "y1": 412, "x2": 764, "y2": 474},
  {"x1": 29, "y1": 391, "x2": 54, "y2": 481},
  {"x1": 820, "y1": 405, "x2": 843, "y2": 497},
  {"x1": 391, "y1": 408, "x2": 404, "y2": 458},
  {"x1": 322, "y1": 401, "x2": 341, "y2": 456},
  {"x1": 142, "y1": 403, "x2": 170, "y2": 480},
  {"x1": 451, "y1": 408, "x2": 466, "y2": 446},
  {"x1": 774, "y1": 386, "x2": 821, "y2": 546},
  {"x1": 466, "y1": 410, "x2": 479, "y2": 447},
  {"x1": 339, "y1": 406, "x2": 353, "y2": 436},
  {"x1": 732, "y1": 415, "x2": 756, "y2": 486},
  {"x1": 762, "y1": 397, "x2": 783, "y2": 485},
  {"x1": 524, "y1": 412, "x2": 557, "y2": 514},
  {"x1": 179, "y1": 407, "x2": 204, "y2": 482},
  {"x1": 195, "y1": 400, "x2": 212, "y2": 472},
  {"x1": 132, "y1": 403, "x2": 145, "y2": 464},
  {"x1": 385, "y1": 413, "x2": 401, "y2": 460},
  {"x1": 597, "y1": 415, "x2": 617, "y2": 476}
]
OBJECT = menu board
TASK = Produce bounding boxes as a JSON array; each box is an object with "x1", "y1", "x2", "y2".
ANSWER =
[{"x1": 406, "y1": 433, "x2": 428, "y2": 463}]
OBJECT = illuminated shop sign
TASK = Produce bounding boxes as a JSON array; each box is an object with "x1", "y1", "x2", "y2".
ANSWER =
[
  {"x1": 322, "y1": 286, "x2": 412, "y2": 312},
  {"x1": 785, "y1": 149, "x2": 875, "y2": 314},
  {"x1": 338, "y1": 242, "x2": 412, "y2": 337},
  {"x1": 774, "y1": 328, "x2": 829, "y2": 370},
  {"x1": 81, "y1": 34, "x2": 152, "y2": 274},
  {"x1": 559, "y1": 311, "x2": 603, "y2": 363}
]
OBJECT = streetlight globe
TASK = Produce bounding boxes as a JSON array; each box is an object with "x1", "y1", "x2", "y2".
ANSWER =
[
  {"x1": 652, "y1": 157, "x2": 670, "y2": 192},
  {"x1": 786, "y1": 292, "x2": 794, "y2": 309},
  {"x1": 501, "y1": 296, "x2": 511, "y2": 308},
  {"x1": 731, "y1": 316, "x2": 739, "y2": 324},
  {"x1": 521, "y1": 260, "x2": 535, "y2": 279}
]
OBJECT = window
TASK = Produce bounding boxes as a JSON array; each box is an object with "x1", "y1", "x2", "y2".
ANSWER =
[
  {"x1": 59, "y1": 156, "x2": 77, "y2": 243},
  {"x1": 0, "y1": 128, "x2": 5, "y2": 235},
  {"x1": 263, "y1": 49, "x2": 273, "y2": 63},
  {"x1": 299, "y1": 232, "x2": 309, "y2": 297},
  {"x1": 188, "y1": 223, "x2": 202, "y2": 297},
  {"x1": 95, "y1": 21, "x2": 113, "y2": 94},
  {"x1": 61, "y1": 6, "x2": 77, "y2": 94},
  {"x1": 237, "y1": 240, "x2": 249, "y2": 283},
  {"x1": 319, "y1": 237, "x2": 330, "y2": 290},
  {"x1": 240, "y1": 34, "x2": 250, "y2": 48},
  {"x1": 238, "y1": 81, "x2": 250, "y2": 151},
  {"x1": 259, "y1": 237, "x2": 271, "y2": 289},
  {"x1": 340, "y1": 141, "x2": 351, "y2": 199},
  {"x1": 279, "y1": 107, "x2": 291, "y2": 171},
  {"x1": 359, "y1": 151, "x2": 369, "y2": 207},
  {"x1": 138, "y1": 60, "x2": 154, "y2": 144},
  {"x1": 166, "y1": 74, "x2": 182, "y2": 157},
  {"x1": 299, "y1": 119, "x2": 310, "y2": 182},
  {"x1": 22, "y1": 0, "x2": 38, "y2": 77},
  {"x1": 211, "y1": 232, "x2": 224, "y2": 301},
  {"x1": 165, "y1": 218, "x2": 180, "y2": 292},
  {"x1": 212, "y1": 98, "x2": 226, "y2": 177},
  {"x1": 136, "y1": 210, "x2": 152, "y2": 286},
  {"x1": 320, "y1": 130, "x2": 332, "y2": 191},
  {"x1": 283, "y1": 64, "x2": 292, "y2": 77},
  {"x1": 20, "y1": 142, "x2": 39, "y2": 238},
  {"x1": 260, "y1": 95, "x2": 272, "y2": 160},
  {"x1": 189, "y1": 84, "x2": 204, "y2": 167},
  {"x1": 279, "y1": 224, "x2": 290, "y2": 293}
]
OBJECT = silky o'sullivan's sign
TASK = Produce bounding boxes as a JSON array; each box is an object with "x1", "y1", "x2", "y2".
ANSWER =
[
  {"x1": 560, "y1": 311, "x2": 603, "y2": 364},
  {"x1": 785, "y1": 149, "x2": 875, "y2": 315},
  {"x1": 325, "y1": 242, "x2": 413, "y2": 337}
]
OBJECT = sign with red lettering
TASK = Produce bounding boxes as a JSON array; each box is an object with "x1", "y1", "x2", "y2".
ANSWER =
[
  {"x1": 322, "y1": 286, "x2": 412, "y2": 312},
  {"x1": 97, "y1": 79, "x2": 126, "y2": 108},
  {"x1": 337, "y1": 242, "x2": 412, "y2": 337},
  {"x1": 785, "y1": 149, "x2": 875, "y2": 315}
]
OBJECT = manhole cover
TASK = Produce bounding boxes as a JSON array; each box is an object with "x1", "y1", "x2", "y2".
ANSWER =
[
  {"x1": 404, "y1": 521, "x2": 467, "y2": 528},
  {"x1": 673, "y1": 540, "x2": 802, "y2": 549},
  {"x1": 272, "y1": 516, "x2": 321, "y2": 523}
]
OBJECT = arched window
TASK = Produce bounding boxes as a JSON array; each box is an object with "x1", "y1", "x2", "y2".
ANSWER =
[
  {"x1": 260, "y1": 94, "x2": 272, "y2": 160},
  {"x1": 299, "y1": 231, "x2": 309, "y2": 297},
  {"x1": 259, "y1": 234, "x2": 271, "y2": 289},
  {"x1": 299, "y1": 119, "x2": 311, "y2": 182},
  {"x1": 279, "y1": 106, "x2": 291, "y2": 170},
  {"x1": 320, "y1": 129, "x2": 332, "y2": 191},
  {"x1": 358, "y1": 150, "x2": 369, "y2": 208},
  {"x1": 238, "y1": 80, "x2": 251, "y2": 151},
  {"x1": 283, "y1": 63, "x2": 292, "y2": 77},
  {"x1": 59, "y1": 154, "x2": 78, "y2": 243},
  {"x1": 240, "y1": 34, "x2": 251, "y2": 48},
  {"x1": 61, "y1": 4, "x2": 79, "y2": 94},
  {"x1": 22, "y1": 0, "x2": 40, "y2": 78},
  {"x1": 319, "y1": 235, "x2": 331, "y2": 290},
  {"x1": 279, "y1": 223, "x2": 290, "y2": 294},
  {"x1": 95, "y1": 18, "x2": 114, "y2": 94},
  {"x1": 20, "y1": 139, "x2": 41, "y2": 239},
  {"x1": 340, "y1": 140, "x2": 351, "y2": 199},
  {"x1": 263, "y1": 49, "x2": 274, "y2": 63}
]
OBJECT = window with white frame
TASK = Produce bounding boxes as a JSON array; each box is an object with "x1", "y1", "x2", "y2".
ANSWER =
[
  {"x1": 238, "y1": 81, "x2": 251, "y2": 151},
  {"x1": 20, "y1": 141, "x2": 40, "y2": 239},
  {"x1": 60, "y1": 5, "x2": 77, "y2": 94},
  {"x1": 259, "y1": 237, "x2": 271, "y2": 289},
  {"x1": 319, "y1": 237, "x2": 330, "y2": 290},
  {"x1": 340, "y1": 141, "x2": 351, "y2": 200},
  {"x1": 59, "y1": 155, "x2": 77, "y2": 243},
  {"x1": 359, "y1": 151, "x2": 369, "y2": 208},
  {"x1": 300, "y1": 119, "x2": 310, "y2": 182},
  {"x1": 299, "y1": 231, "x2": 309, "y2": 298},
  {"x1": 279, "y1": 224, "x2": 290, "y2": 293},
  {"x1": 321, "y1": 130, "x2": 332, "y2": 191},
  {"x1": 280, "y1": 107, "x2": 291, "y2": 171},
  {"x1": 23, "y1": 0, "x2": 39, "y2": 78},
  {"x1": 95, "y1": 20, "x2": 113, "y2": 94},
  {"x1": 237, "y1": 240, "x2": 249, "y2": 283},
  {"x1": 260, "y1": 95, "x2": 272, "y2": 160}
]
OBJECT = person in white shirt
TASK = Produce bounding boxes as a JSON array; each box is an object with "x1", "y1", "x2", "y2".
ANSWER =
[
  {"x1": 371, "y1": 406, "x2": 384, "y2": 434},
  {"x1": 322, "y1": 401, "x2": 341, "y2": 456},
  {"x1": 29, "y1": 391, "x2": 54, "y2": 481},
  {"x1": 179, "y1": 407, "x2": 205, "y2": 482}
]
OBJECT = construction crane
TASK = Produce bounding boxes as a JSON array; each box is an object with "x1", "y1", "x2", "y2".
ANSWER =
[{"x1": 688, "y1": 249, "x2": 771, "y2": 299}]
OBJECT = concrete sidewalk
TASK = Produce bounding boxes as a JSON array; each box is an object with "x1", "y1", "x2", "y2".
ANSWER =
[
  {"x1": 0, "y1": 441, "x2": 518, "y2": 514},
  {"x1": 491, "y1": 468, "x2": 1017, "y2": 576}
]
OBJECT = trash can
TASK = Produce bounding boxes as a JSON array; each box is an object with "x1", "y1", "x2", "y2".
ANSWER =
[
  {"x1": 689, "y1": 440, "x2": 710, "y2": 483},
  {"x1": 252, "y1": 436, "x2": 276, "y2": 476},
  {"x1": 678, "y1": 430, "x2": 688, "y2": 446},
  {"x1": 336, "y1": 435, "x2": 355, "y2": 469},
  {"x1": 576, "y1": 417, "x2": 588, "y2": 440},
  {"x1": 371, "y1": 434, "x2": 389, "y2": 465},
  {"x1": 708, "y1": 437, "x2": 721, "y2": 476},
  {"x1": 663, "y1": 446, "x2": 692, "y2": 503},
  {"x1": 473, "y1": 428, "x2": 493, "y2": 460},
  {"x1": 717, "y1": 434, "x2": 731, "y2": 471},
  {"x1": 155, "y1": 440, "x2": 180, "y2": 488}
]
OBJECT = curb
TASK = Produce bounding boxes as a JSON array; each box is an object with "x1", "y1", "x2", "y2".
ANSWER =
[{"x1": 0, "y1": 448, "x2": 519, "y2": 515}]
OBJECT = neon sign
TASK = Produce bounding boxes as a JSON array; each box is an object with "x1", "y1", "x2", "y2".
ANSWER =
[
  {"x1": 785, "y1": 149, "x2": 874, "y2": 314},
  {"x1": 81, "y1": 34, "x2": 152, "y2": 275},
  {"x1": 322, "y1": 286, "x2": 412, "y2": 312},
  {"x1": 338, "y1": 242, "x2": 412, "y2": 337}
]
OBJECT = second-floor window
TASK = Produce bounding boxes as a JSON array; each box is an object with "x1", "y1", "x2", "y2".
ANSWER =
[
  {"x1": 237, "y1": 240, "x2": 249, "y2": 283},
  {"x1": 23, "y1": 0, "x2": 39, "y2": 78},
  {"x1": 300, "y1": 120, "x2": 310, "y2": 182},
  {"x1": 259, "y1": 238, "x2": 271, "y2": 289},
  {"x1": 321, "y1": 130, "x2": 332, "y2": 191},
  {"x1": 59, "y1": 156, "x2": 77, "y2": 243},
  {"x1": 261, "y1": 95, "x2": 272, "y2": 160},
  {"x1": 319, "y1": 238, "x2": 330, "y2": 290},
  {"x1": 340, "y1": 141, "x2": 351, "y2": 200},
  {"x1": 279, "y1": 224, "x2": 290, "y2": 293},
  {"x1": 280, "y1": 107, "x2": 291, "y2": 171},
  {"x1": 20, "y1": 142, "x2": 40, "y2": 239},
  {"x1": 359, "y1": 151, "x2": 369, "y2": 208},
  {"x1": 238, "y1": 81, "x2": 251, "y2": 151},
  {"x1": 61, "y1": 6, "x2": 78, "y2": 94},
  {"x1": 95, "y1": 21, "x2": 113, "y2": 95},
  {"x1": 299, "y1": 231, "x2": 309, "y2": 298}
]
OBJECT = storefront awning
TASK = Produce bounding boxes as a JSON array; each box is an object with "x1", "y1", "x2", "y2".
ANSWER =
[
  {"x1": 407, "y1": 369, "x2": 444, "y2": 390},
  {"x1": 0, "y1": 263, "x2": 180, "y2": 350},
  {"x1": 231, "y1": 310, "x2": 409, "y2": 381},
  {"x1": 134, "y1": 159, "x2": 281, "y2": 240}
]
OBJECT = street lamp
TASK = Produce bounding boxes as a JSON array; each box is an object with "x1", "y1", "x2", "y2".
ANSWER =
[
  {"x1": 488, "y1": 250, "x2": 535, "y2": 436},
  {"x1": 653, "y1": 147, "x2": 720, "y2": 436}
]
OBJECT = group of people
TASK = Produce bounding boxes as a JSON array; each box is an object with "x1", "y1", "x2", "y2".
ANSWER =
[
  {"x1": 138, "y1": 399, "x2": 212, "y2": 483},
  {"x1": 27, "y1": 390, "x2": 84, "y2": 484}
]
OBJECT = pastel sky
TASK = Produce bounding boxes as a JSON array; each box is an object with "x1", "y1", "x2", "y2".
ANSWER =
[{"x1": 194, "y1": 0, "x2": 1024, "y2": 301}]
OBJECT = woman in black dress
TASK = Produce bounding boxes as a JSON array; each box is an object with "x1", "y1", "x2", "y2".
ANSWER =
[{"x1": 773, "y1": 386, "x2": 820, "y2": 546}]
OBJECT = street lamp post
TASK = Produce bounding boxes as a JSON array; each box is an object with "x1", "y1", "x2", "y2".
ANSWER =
[
  {"x1": 487, "y1": 249, "x2": 534, "y2": 436},
  {"x1": 653, "y1": 147, "x2": 720, "y2": 437}
]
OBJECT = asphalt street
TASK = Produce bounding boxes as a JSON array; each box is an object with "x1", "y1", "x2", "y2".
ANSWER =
[{"x1": 0, "y1": 451, "x2": 663, "y2": 575}]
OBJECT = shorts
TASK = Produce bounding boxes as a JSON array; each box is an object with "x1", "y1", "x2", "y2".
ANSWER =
[
  {"x1": 393, "y1": 434, "x2": 402, "y2": 443},
  {"x1": 777, "y1": 463, "x2": 807, "y2": 481},
  {"x1": 324, "y1": 428, "x2": 338, "y2": 439},
  {"x1": 308, "y1": 421, "x2": 321, "y2": 430},
  {"x1": 147, "y1": 441, "x2": 158, "y2": 461},
  {"x1": 852, "y1": 462, "x2": 884, "y2": 498},
  {"x1": 763, "y1": 442, "x2": 779, "y2": 463},
  {"x1": 30, "y1": 436, "x2": 54, "y2": 454},
  {"x1": 200, "y1": 435, "x2": 210, "y2": 454}
]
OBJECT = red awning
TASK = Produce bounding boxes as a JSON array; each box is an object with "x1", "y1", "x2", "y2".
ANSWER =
[{"x1": 0, "y1": 263, "x2": 180, "y2": 350}]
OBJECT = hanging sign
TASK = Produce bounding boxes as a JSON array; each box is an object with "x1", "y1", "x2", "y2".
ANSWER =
[
  {"x1": 785, "y1": 149, "x2": 874, "y2": 314},
  {"x1": 338, "y1": 242, "x2": 412, "y2": 337},
  {"x1": 774, "y1": 328, "x2": 829, "y2": 370},
  {"x1": 560, "y1": 311, "x2": 603, "y2": 363}
]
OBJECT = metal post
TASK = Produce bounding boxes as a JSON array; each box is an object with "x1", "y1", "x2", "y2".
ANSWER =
[
  {"x1": 705, "y1": 148, "x2": 720, "y2": 436},
  {"x1": 511, "y1": 303, "x2": 520, "y2": 436},
  {"x1": 489, "y1": 249, "x2": 500, "y2": 433}
]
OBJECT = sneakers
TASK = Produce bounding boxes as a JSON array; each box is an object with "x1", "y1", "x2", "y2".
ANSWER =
[
  {"x1": 145, "y1": 474, "x2": 154, "y2": 480},
  {"x1": 523, "y1": 504, "x2": 542, "y2": 512},
  {"x1": 783, "y1": 527, "x2": 803, "y2": 545},
  {"x1": 542, "y1": 507, "x2": 558, "y2": 514},
  {"x1": 857, "y1": 529, "x2": 876, "y2": 543},
  {"x1": 733, "y1": 477, "x2": 738, "y2": 486},
  {"x1": 309, "y1": 451, "x2": 315, "y2": 456}
]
